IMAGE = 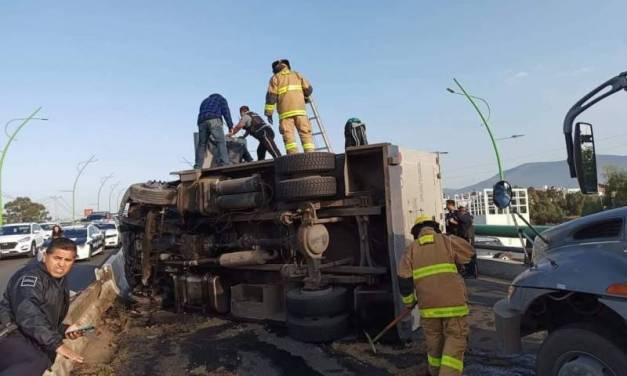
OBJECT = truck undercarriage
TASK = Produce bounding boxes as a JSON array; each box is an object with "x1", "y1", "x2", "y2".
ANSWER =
[{"x1": 118, "y1": 144, "x2": 443, "y2": 342}]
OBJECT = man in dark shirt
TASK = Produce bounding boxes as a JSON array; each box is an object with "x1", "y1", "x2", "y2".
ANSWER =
[
  {"x1": 0, "y1": 237, "x2": 86, "y2": 375},
  {"x1": 445, "y1": 200, "x2": 459, "y2": 236},
  {"x1": 195, "y1": 93, "x2": 234, "y2": 168},
  {"x1": 229, "y1": 106, "x2": 281, "y2": 160}
]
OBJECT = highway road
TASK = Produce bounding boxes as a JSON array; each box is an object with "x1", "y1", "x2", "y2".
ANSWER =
[{"x1": 0, "y1": 247, "x2": 119, "y2": 296}]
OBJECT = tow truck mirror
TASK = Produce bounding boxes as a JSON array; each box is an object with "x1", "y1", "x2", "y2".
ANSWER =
[
  {"x1": 493, "y1": 180, "x2": 512, "y2": 209},
  {"x1": 574, "y1": 122, "x2": 598, "y2": 194}
]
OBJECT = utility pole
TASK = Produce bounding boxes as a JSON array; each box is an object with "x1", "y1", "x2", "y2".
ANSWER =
[
  {"x1": 97, "y1": 173, "x2": 114, "y2": 211},
  {"x1": 0, "y1": 108, "x2": 48, "y2": 225},
  {"x1": 108, "y1": 181, "x2": 120, "y2": 213},
  {"x1": 71, "y1": 155, "x2": 97, "y2": 221}
]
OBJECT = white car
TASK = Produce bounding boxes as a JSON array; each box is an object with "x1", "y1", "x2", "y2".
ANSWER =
[
  {"x1": 96, "y1": 222, "x2": 120, "y2": 248},
  {"x1": 0, "y1": 223, "x2": 46, "y2": 259},
  {"x1": 39, "y1": 222, "x2": 59, "y2": 240},
  {"x1": 63, "y1": 225, "x2": 105, "y2": 260}
]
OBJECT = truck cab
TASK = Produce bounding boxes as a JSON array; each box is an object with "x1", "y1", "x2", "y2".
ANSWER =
[{"x1": 493, "y1": 72, "x2": 627, "y2": 376}]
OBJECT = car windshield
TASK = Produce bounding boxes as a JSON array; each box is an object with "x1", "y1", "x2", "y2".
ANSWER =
[
  {"x1": 40, "y1": 224, "x2": 54, "y2": 231},
  {"x1": 64, "y1": 228, "x2": 87, "y2": 238},
  {"x1": 0, "y1": 225, "x2": 31, "y2": 235},
  {"x1": 86, "y1": 214, "x2": 108, "y2": 221},
  {"x1": 97, "y1": 223, "x2": 116, "y2": 230}
]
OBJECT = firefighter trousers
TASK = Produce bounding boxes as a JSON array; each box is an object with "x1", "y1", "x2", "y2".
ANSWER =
[
  {"x1": 421, "y1": 316, "x2": 469, "y2": 376},
  {"x1": 279, "y1": 115, "x2": 314, "y2": 154}
]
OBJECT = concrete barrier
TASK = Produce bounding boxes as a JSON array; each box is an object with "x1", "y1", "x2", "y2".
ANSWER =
[
  {"x1": 477, "y1": 258, "x2": 527, "y2": 281},
  {"x1": 44, "y1": 250, "x2": 125, "y2": 376}
]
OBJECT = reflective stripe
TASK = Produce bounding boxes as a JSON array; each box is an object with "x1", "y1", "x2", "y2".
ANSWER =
[
  {"x1": 264, "y1": 104, "x2": 276, "y2": 112},
  {"x1": 279, "y1": 109, "x2": 307, "y2": 119},
  {"x1": 427, "y1": 354, "x2": 441, "y2": 367},
  {"x1": 441, "y1": 355, "x2": 463, "y2": 372},
  {"x1": 420, "y1": 305, "x2": 469, "y2": 318},
  {"x1": 401, "y1": 294, "x2": 416, "y2": 305},
  {"x1": 412, "y1": 263, "x2": 457, "y2": 280},
  {"x1": 285, "y1": 142, "x2": 298, "y2": 150},
  {"x1": 418, "y1": 234, "x2": 434, "y2": 245},
  {"x1": 277, "y1": 84, "x2": 303, "y2": 95},
  {"x1": 302, "y1": 143, "x2": 315, "y2": 151}
]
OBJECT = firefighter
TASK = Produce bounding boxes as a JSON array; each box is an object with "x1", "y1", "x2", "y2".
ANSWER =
[
  {"x1": 399, "y1": 215, "x2": 475, "y2": 376},
  {"x1": 264, "y1": 59, "x2": 315, "y2": 154}
]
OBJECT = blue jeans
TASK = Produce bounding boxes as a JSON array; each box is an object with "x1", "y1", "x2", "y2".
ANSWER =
[{"x1": 195, "y1": 118, "x2": 230, "y2": 168}]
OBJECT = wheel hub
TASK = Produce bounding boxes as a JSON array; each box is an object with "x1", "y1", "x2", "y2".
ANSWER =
[{"x1": 558, "y1": 354, "x2": 613, "y2": 376}]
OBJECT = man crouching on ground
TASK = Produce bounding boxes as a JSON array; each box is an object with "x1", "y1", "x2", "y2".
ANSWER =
[{"x1": 0, "y1": 237, "x2": 86, "y2": 375}]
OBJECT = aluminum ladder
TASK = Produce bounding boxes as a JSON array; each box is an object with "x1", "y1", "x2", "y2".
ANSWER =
[{"x1": 307, "y1": 96, "x2": 333, "y2": 153}]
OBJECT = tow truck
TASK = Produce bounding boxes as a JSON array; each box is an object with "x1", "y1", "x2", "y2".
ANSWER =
[{"x1": 493, "y1": 71, "x2": 627, "y2": 375}]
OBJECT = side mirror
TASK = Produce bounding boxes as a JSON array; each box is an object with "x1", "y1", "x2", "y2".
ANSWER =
[
  {"x1": 493, "y1": 180, "x2": 513, "y2": 209},
  {"x1": 574, "y1": 122, "x2": 598, "y2": 194}
]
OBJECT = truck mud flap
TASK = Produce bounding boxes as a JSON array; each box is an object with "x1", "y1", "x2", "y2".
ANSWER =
[{"x1": 44, "y1": 251, "x2": 128, "y2": 376}]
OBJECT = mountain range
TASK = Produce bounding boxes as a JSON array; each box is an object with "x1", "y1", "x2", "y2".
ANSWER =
[{"x1": 444, "y1": 154, "x2": 627, "y2": 195}]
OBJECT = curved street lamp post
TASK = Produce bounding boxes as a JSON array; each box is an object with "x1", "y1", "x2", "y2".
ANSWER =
[
  {"x1": 0, "y1": 108, "x2": 48, "y2": 226},
  {"x1": 71, "y1": 155, "x2": 97, "y2": 221}
]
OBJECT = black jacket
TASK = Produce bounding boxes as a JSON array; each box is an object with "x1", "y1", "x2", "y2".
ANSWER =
[{"x1": 0, "y1": 261, "x2": 69, "y2": 359}]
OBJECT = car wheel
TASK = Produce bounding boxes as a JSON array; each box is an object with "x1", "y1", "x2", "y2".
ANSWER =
[
  {"x1": 536, "y1": 325, "x2": 627, "y2": 376},
  {"x1": 29, "y1": 243, "x2": 36, "y2": 258},
  {"x1": 275, "y1": 176, "x2": 337, "y2": 202},
  {"x1": 129, "y1": 182, "x2": 177, "y2": 206},
  {"x1": 287, "y1": 313, "x2": 350, "y2": 343},
  {"x1": 286, "y1": 287, "x2": 349, "y2": 317},
  {"x1": 275, "y1": 152, "x2": 336, "y2": 177}
]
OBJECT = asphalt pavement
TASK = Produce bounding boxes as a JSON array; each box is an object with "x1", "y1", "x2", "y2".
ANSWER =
[{"x1": 0, "y1": 247, "x2": 119, "y2": 296}]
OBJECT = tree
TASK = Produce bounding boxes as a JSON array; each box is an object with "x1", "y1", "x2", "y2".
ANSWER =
[
  {"x1": 4, "y1": 197, "x2": 49, "y2": 223},
  {"x1": 603, "y1": 165, "x2": 627, "y2": 209},
  {"x1": 528, "y1": 187, "x2": 565, "y2": 225}
]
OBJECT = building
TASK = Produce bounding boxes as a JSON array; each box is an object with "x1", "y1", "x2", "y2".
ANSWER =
[{"x1": 448, "y1": 188, "x2": 530, "y2": 246}]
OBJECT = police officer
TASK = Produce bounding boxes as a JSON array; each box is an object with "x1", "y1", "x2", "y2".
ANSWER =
[
  {"x1": 399, "y1": 215, "x2": 474, "y2": 376},
  {"x1": 229, "y1": 105, "x2": 281, "y2": 160},
  {"x1": 0, "y1": 237, "x2": 86, "y2": 375}
]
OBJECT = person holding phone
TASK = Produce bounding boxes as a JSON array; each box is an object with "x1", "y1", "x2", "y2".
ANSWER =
[{"x1": 0, "y1": 237, "x2": 88, "y2": 375}]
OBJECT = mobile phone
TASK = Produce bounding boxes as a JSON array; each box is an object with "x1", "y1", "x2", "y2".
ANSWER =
[{"x1": 67, "y1": 325, "x2": 95, "y2": 335}]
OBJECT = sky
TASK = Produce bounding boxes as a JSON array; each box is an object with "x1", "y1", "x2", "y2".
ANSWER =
[{"x1": 2, "y1": 1, "x2": 627, "y2": 220}]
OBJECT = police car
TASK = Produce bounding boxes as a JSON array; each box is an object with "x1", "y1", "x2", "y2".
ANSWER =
[{"x1": 62, "y1": 224, "x2": 105, "y2": 260}]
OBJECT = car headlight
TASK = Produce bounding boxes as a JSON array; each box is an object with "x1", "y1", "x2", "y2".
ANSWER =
[
  {"x1": 531, "y1": 236, "x2": 549, "y2": 264},
  {"x1": 17, "y1": 236, "x2": 31, "y2": 243}
]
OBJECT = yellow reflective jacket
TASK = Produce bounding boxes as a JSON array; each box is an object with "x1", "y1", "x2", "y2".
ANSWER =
[
  {"x1": 264, "y1": 68, "x2": 313, "y2": 120},
  {"x1": 397, "y1": 228, "x2": 474, "y2": 318}
]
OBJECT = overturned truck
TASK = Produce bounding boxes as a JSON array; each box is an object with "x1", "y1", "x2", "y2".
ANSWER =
[{"x1": 119, "y1": 144, "x2": 443, "y2": 342}]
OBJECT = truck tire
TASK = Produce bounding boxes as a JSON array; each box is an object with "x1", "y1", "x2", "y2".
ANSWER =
[
  {"x1": 129, "y1": 182, "x2": 177, "y2": 206},
  {"x1": 287, "y1": 314, "x2": 349, "y2": 343},
  {"x1": 276, "y1": 176, "x2": 336, "y2": 201},
  {"x1": 286, "y1": 287, "x2": 348, "y2": 317},
  {"x1": 29, "y1": 243, "x2": 36, "y2": 258},
  {"x1": 275, "y1": 152, "x2": 335, "y2": 177},
  {"x1": 536, "y1": 326, "x2": 627, "y2": 376}
]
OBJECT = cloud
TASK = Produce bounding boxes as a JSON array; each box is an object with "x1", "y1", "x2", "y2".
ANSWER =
[
  {"x1": 557, "y1": 66, "x2": 593, "y2": 77},
  {"x1": 505, "y1": 71, "x2": 529, "y2": 84}
]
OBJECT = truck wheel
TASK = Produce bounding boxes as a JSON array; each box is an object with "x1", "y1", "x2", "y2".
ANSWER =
[
  {"x1": 275, "y1": 152, "x2": 335, "y2": 177},
  {"x1": 287, "y1": 313, "x2": 349, "y2": 343},
  {"x1": 29, "y1": 243, "x2": 36, "y2": 258},
  {"x1": 286, "y1": 287, "x2": 348, "y2": 317},
  {"x1": 276, "y1": 176, "x2": 336, "y2": 201},
  {"x1": 536, "y1": 326, "x2": 627, "y2": 376},
  {"x1": 129, "y1": 182, "x2": 177, "y2": 206}
]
